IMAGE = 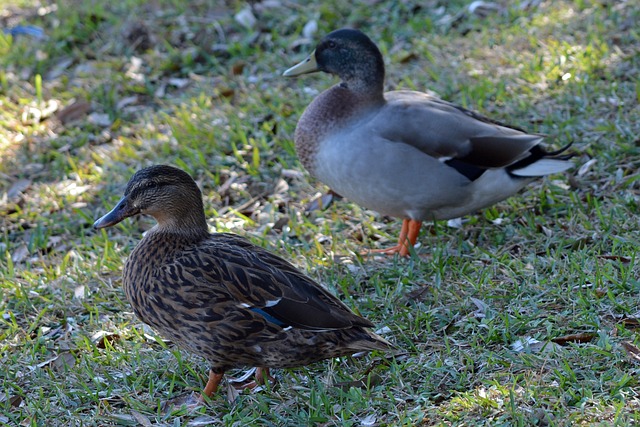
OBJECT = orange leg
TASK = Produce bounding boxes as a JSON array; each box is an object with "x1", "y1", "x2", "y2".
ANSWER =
[
  {"x1": 399, "y1": 220, "x2": 423, "y2": 257},
  {"x1": 202, "y1": 369, "x2": 224, "y2": 399},
  {"x1": 363, "y1": 219, "x2": 422, "y2": 257}
]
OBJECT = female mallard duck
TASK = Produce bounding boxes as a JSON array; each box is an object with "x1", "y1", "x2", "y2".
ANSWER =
[
  {"x1": 284, "y1": 28, "x2": 573, "y2": 257},
  {"x1": 93, "y1": 165, "x2": 392, "y2": 399}
]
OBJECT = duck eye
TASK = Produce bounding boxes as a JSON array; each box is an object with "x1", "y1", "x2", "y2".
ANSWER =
[{"x1": 327, "y1": 41, "x2": 336, "y2": 49}]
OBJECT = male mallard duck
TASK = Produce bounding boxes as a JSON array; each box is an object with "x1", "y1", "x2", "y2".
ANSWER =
[
  {"x1": 284, "y1": 28, "x2": 573, "y2": 257},
  {"x1": 93, "y1": 165, "x2": 392, "y2": 400}
]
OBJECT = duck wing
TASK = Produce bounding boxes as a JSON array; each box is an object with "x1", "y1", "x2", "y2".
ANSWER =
[
  {"x1": 378, "y1": 91, "x2": 551, "y2": 169},
  {"x1": 189, "y1": 233, "x2": 373, "y2": 331}
]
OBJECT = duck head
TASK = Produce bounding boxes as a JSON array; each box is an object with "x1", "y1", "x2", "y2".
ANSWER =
[{"x1": 93, "y1": 165, "x2": 207, "y2": 233}]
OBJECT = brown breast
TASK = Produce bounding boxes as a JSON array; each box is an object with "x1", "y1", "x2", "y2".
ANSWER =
[{"x1": 294, "y1": 85, "x2": 381, "y2": 176}]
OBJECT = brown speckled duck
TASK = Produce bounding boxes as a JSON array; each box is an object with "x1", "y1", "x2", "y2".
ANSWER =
[
  {"x1": 93, "y1": 165, "x2": 392, "y2": 399},
  {"x1": 284, "y1": 28, "x2": 573, "y2": 256}
]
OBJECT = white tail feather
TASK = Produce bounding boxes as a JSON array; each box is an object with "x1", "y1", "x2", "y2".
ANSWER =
[{"x1": 511, "y1": 159, "x2": 573, "y2": 177}]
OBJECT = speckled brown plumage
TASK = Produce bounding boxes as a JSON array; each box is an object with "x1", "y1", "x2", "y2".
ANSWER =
[
  {"x1": 93, "y1": 165, "x2": 392, "y2": 398},
  {"x1": 284, "y1": 28, "x2": 573, "y2": 256}
]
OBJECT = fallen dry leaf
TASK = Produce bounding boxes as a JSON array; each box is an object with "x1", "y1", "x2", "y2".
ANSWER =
[
  {"x1": 105, "y1": 414, "x2": 138, "y2": 425},
  {"x1": 55, "y1": 100, "x2": 91, "y2": 125},
  {"x1": 52, "y1": 352, "x2": 76, "y2": 370},
  {"x1": 595, "y1": 288, "x2": 607, "y2": 297},
  {"x1": 226, "y1": 380, "x2": 241, "y2": 403},
  {"x1": 11, "y1": 244, "x2": 29, "y2": 264},
  {"x1": 271, "y1": 216, "x2": 289, "y2": 231},
  {"x1": 91, "y1": 331, "x2": 121, "y2": 349},
  {"x1": 87, "y1": 112, "x2": 112, "y2": 127},
  {"x1": 8, "y1": 395, "x2": 23, "y2": 408},
  {"x1": 36, "y1": 352, "x2": 76, "y2": 371},
  {"x1": 512, "y1": 336, "x2": 539, "y2": 352},
  {"x1": 512, "y1": 338, "x2": 563, "y2": 354},
  {"x1": 621, "y1": 341, "x2": 640, "y2": 364},
  {"x1": 305, "y1": 191, "x2": 341, "y2": 212},
  {"x1": 303, "y1": 19, "x2": 317, "y2": 38},
  {"x1": 6, "y1": 178, "x2": 31, "y2": 201},
  {"x1": 130, "y1": 410, "x2": 152, "y2": 427},
  {"x1": 375, "y1": 326, "x2": 392, "y2": 335},
  {"x1": 116, "y1": 95, "x2": 138, "y2": 111},
  {"x1": 360, "y1": 414, "x2": 377, "y2": 427},
  {"x1": 154, "y1": 83, "x2": 167, "y2": 98},
  {"x1": 213, "y1": 86, "x2": 235, "y2": 99},
  {"x1": 398, "y1": 51, "x2": 418, "y2": 64},
  {"x1": 234, "y1": 7, "x2": 256, "y2": 29},
  {"x1": 446, "y1": 217, "x2": 465, "y2": 228},
  {"x1": 577, "y1": 158, "x2": 597, "y2": 176},
  {"x1": 597, "y1": 255, "x2": 632, "y2": 263},
  {"x1": 231, "y1": 61, "x2": 245, "y2": 76},
  {"x1": 73, "y1": 285, "x2": 86, "y2": 300},
  {"x1": 470, "y1": 297, "x2": 488, "y2": 317},
  {"x1": 168, "y1": 77, "x2": 190, "y2": 88},
  {"x1": 468, "y1": 1, "x2": 505, "y2": 17},
  {"x1": 621, "y1": 318, "x2": 640, "y2": 329},
  {"x1": 281, "y1": 169, "x2": 304, "y2": 180},
  {"x1": 188, "y1": 416, "x2": 220, "y2": 426},
  {"x1": 46, "y1": 57, "x2": 73, "y2": 80},
  {"x1": 551, "y1": 332, "x2": 596, "y2": 345},
  {"x1": 404, "y1": 285, "x2": 430, "y2": 303},
  {"x1": 335, "y1": 373, "x2": 382, "y2": 390}
]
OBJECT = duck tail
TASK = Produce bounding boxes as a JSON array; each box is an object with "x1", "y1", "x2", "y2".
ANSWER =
[
  {"x1": 353, "y1": 329, "x2": 395, "y2": 352},
  {"x1": 509, "y1": 142, "x2": 574, "y2": 177}
]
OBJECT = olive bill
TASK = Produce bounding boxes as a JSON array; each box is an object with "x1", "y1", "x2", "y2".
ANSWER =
[{"x1": 283, "y1": 50, "x2": 319, "y2": 77}]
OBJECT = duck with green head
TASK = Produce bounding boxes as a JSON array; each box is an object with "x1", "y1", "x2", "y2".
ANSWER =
[
  {"x1": 93, "y1": 165, "x2": 392, "y2": 400},
  {"x1": 284, "y1": 28, "x2": 573, "y2": 257}
]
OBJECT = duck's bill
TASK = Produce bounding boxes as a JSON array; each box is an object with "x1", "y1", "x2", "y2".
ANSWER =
[
  {"x1": 283, "y1": 50, "x2": 319, "y2": 77},
  {"x1": 93, "y1": 197, "x2": 135, "y2": 229}
]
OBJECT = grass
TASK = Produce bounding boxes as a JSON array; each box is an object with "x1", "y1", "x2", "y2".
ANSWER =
[{"x1": 1, "y1": 0, "x2": 639, "y2": 425}]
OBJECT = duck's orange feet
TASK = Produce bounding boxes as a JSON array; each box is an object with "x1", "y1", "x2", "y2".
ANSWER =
[
  {"x1": 362, "y1": 219, "x2": 422, "y2": 257},
  {"x1": 200, "y1": 369, "x2": 225, "y2": 401},
  {"x1": 237, "y1": 367, "x2": 276, "y2": 390},
  {"x1": 362, "y1": 244, "x2": 407, "y2": 256}
]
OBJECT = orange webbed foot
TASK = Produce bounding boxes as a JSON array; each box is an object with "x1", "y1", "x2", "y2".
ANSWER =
[
  {"x1": 234, "y1": 367, "x2": 276, "y2": 390},
  {"x1": 226, "y1": 367, "x2": 276, "y2": 391},
  {"x1": 200, "y1": 369, "x2": 225, "y2": 401},
  {"x1": 361, "y1": 219, "x2": 422, "y2": 257}
]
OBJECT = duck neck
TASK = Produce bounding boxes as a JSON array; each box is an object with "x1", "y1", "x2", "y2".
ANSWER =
[
  {"x1": 341, "y1": 80, "x2": 384, "y2": 103},
  {"x1": 150, "y1": 202, "x2": 210, "y2": 241},
  {"x1": 341, "y1": 49, "x2": 385, "y2": 102}
]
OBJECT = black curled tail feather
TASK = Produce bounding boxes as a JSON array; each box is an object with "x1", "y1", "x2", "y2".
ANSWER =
[
  {"x1": 506, "y1": 142, "x2": 574, "y2": 178},
  {"x1": 510, "y1": 142, "x2": 574, "y2": 168}
]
